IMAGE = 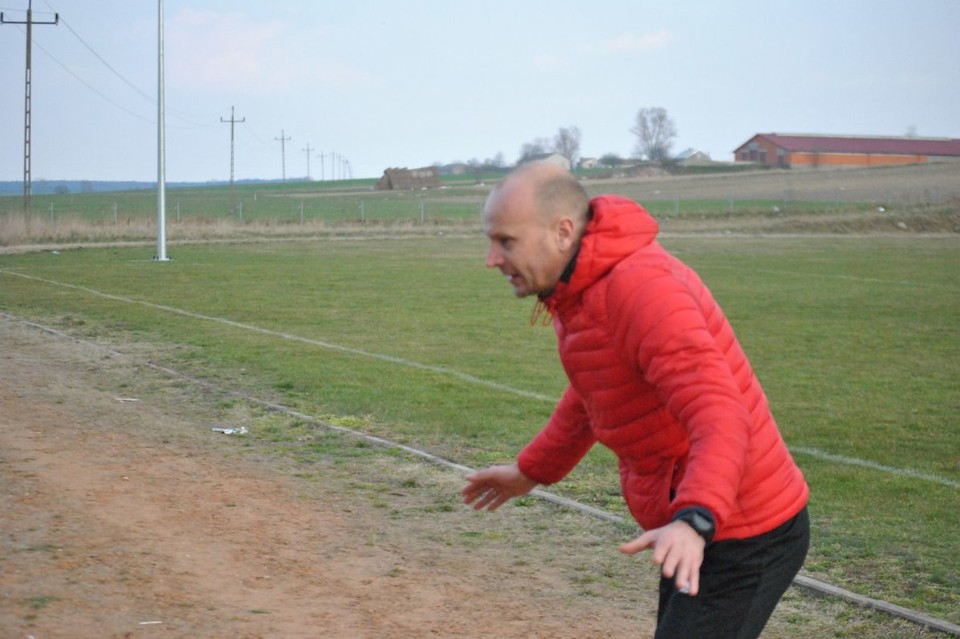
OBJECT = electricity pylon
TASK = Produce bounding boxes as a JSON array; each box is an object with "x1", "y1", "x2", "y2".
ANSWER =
[
  {"x1": 220, "y1": 106, "x2": 245, "y2": 186},
  {"x1": 1, "y1": 0, "x2": 59, "y2": 212}
]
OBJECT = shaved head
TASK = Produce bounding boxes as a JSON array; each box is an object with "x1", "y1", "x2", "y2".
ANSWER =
[
  {"x1": 486, "y1": 161, "x2": 590, "y2": 228},
  {"x1": 482, "y1": 162, "x2": 591, "y2": 298}
]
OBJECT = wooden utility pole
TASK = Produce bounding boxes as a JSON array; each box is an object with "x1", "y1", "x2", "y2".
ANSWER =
[
  {"x1": 220, "y1": 106, "x2": 245, "y2": 185},
  {"x1": 275, "y1": 130, "x2": 291, "y2": 182},
  {"x1": 302, "y1": 142, "x2": 313, "y2": 181},
  {"x1": 1, "y1": 0, "x2": 59, "y2": 212}
]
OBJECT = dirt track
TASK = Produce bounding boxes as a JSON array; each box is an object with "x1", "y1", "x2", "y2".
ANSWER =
[{"x1": 0, "y1": 318, "x2": 656, "y2": 638}]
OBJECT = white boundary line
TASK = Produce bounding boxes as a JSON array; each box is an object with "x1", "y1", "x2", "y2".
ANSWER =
[
  {"x1": 791, "y1": 447, "x2": 959, "y2": 490},
  {"x1": 2, "y1": 268, "x2": 957, "y2": 492},
  {"x1": 0, "y1": 270, "x2": 554, "y2": 402}
]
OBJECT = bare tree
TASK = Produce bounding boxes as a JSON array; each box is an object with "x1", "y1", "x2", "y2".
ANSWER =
[
  {"x1": 518, "y1": 137, "x2": 552, "y2": 163},
  {"x1": 554, "y1": 126, "x2": 582, "y2": 168},
  {"x1": 631, "y1": 107, "x2": 677, "y2": 162}
]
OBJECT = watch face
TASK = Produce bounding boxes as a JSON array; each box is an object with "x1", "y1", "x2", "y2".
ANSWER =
[{"x1": 691, "y1": 512, "x2": 713, "y2": 534}]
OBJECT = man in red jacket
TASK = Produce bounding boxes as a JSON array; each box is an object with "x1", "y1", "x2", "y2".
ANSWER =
[{"x1": 462, "y1": 161, "x2": 809, "y2": 639}]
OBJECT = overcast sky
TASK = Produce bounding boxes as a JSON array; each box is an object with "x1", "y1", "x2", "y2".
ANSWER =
[{"x1": 1, "y1": 0, "x2": 958, "y2": 182}]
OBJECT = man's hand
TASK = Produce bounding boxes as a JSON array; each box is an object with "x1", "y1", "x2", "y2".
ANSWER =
[
  {"x1": 619, "y1": 520, "x2": 706, "y2": 595},
  {"x1": 462, "y1": 464, "x2": 537, "y2": 511}
]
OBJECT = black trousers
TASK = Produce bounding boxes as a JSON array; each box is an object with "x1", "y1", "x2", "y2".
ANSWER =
[{"x1": 655, "y1": 506, "x2": 810, "y2": 639}]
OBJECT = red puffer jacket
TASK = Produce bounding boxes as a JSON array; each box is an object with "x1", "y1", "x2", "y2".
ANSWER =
[{"x1": 517, "y1": 195, "x2": 808, "y2": 541}]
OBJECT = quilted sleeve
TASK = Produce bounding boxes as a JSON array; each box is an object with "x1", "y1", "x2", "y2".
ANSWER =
[
  {"x1": 607, "y1": 263, "x2": 751, "y2": 528},
  {"x1": 517, "y1": 384, "x2": 597, "y2": 485}
]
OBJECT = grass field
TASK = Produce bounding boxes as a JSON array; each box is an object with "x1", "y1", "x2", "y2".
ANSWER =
[
  {"x1": 2, "y1": 164, "x2": 959, "y2": 630},
  {"x1": 1, "y1": 227, "x2": 958, "y2": 626}
]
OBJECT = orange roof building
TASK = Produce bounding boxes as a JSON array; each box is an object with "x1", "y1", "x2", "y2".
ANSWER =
[{"x1": 734, "y1": 133, "x2": 960, "y2": 168}]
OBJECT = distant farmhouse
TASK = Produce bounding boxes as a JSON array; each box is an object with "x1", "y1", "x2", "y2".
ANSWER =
[
  {"x1": 734, "y1": 133, "x2": 960, "y2": 169},
  {"x1": 376, "y1": 166, "x2": 442, "y2": 190},
  {"x1": 674, "y1": 148, "x2": 713, "y2": 166},
  {"x1": 520, "y1": 153, "x2": 572, "y2": 171}
]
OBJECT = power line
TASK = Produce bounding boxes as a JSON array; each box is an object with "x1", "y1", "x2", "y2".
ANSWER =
[
  {"x1": 35, "y1": 0, "x2": 215, "y2": 128},
  {"x1": 26, "y1": 30, "x2": 153, "y2": 123},
  {"x1": 26, "y1": 34, "x2": 214, "y2": 130},
  {"x1": 43, "y1": 3, "x2": 153, "y2": 103},
  {"x1": 0, "y1": 5, "x2": 53, "y2": 18}
]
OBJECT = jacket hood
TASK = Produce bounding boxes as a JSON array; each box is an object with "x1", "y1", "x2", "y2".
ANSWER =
[{"x1": 542, "y1": 195, "x2": 659, "y2": 312}]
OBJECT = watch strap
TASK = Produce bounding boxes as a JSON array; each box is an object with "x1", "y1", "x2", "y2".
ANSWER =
[{"x1": 672, "y1": 506, "x2": 716, "y2": 545}]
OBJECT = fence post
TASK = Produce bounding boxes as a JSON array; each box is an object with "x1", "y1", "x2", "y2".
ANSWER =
[
  {"x1": 360, "y1": 200, "x2": 365, "y2": 223},
  {"x1": 300, "y1": 201, "x2": 305, "y2": 223},
  {"x1": 420, "y1": 200, "x2": 425, "y2": 224}
]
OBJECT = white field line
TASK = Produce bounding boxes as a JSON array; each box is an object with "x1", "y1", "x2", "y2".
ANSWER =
[
  {"x1": 2, "y1": 269, "x2": 957, "y2": 492},
  {"x1": 0, "y1": 270, "x2": 554, "y2": 403},
  {"x1": 791, "y1": 447, "x2": 959, "y2": 490}
]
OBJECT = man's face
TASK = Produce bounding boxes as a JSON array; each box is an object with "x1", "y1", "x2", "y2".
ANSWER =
[{"x1": 483, "y1": 201, "x2": 567, "y2": 298}]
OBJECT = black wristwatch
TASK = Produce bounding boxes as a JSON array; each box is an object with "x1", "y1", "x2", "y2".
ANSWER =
[{"x1": 672, "y1": 507, "x2": 716, "y2": 545}]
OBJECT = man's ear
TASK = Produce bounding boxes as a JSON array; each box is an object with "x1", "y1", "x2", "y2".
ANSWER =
[{"x1": 555, "y1": 216, "x2": 577, "y2": 252}]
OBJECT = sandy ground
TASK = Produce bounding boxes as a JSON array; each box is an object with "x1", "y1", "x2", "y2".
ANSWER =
[{"x1": 0, "y1": 318, "x2": 656, "y2": 638}]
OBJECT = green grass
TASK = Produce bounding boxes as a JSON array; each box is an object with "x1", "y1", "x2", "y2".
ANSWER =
[
  {"x1": 22, "y1": 595, "x2": 61, "y2": 610},
  {"x1": 1, "y1": 185, "x2": 883, "y2": 228},
  {"x1": 0, "y1": 181, "x2": 486, "y2": 226},
  {"x1": 1, "y1": 234, "x2": 957, "y2": 623},
  {"x1": 640, "y1": 198, "x2": 880, "y2": 217}
]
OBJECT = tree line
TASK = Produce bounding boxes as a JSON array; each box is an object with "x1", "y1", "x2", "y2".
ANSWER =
[{"x1": 441, "y1": 107, "x2": 678, "y2": 172}]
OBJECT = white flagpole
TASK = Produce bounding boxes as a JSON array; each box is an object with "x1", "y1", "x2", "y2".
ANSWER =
[{"x1": 155, "y1": 0, "x2": 169, "y2": 261}]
